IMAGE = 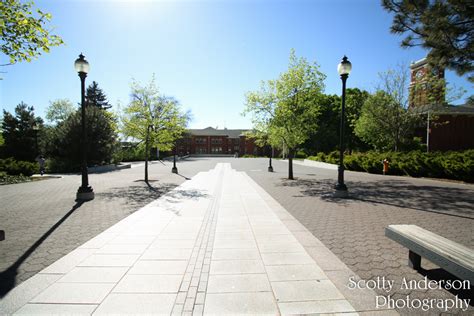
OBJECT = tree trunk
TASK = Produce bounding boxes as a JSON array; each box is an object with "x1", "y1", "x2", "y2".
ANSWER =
[
  {"x1": 145, "y1": 127, "x2": 150, "y2": 183},
  {"x1": 288, "y1": 149, "x2": 294, "y2": 180},
  {"x1": 348, "y1": 134, "x2": 353, "y2": 155}
]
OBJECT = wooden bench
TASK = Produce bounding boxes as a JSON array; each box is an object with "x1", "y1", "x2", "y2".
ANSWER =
[{"x1": 385, "y1": 224, "x2": 474, "y2": 284}]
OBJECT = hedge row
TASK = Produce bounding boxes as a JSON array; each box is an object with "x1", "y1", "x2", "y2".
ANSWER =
[
  {"x1": 0, "y1": 158, "x2": 38, "y2": 176},
  {"x1": 307, "y1": 150, "x2": 474, "y2": 183},
  {"x1": 0, "y1": 171, "x2": 32, "y2": 185}
]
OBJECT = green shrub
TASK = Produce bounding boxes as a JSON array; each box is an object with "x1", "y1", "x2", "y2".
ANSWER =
[
  {"x1": 344, "y1": 150, "x2": 473, "y2": 182},
  {"x1": 343, "y1": 153, "x2": 365, "y2": 172},
  {"x1": 0, "y1": 171, "x2": 32, "y2": 185},
  {"x1": 325, "y1": 151, "x2": 339, "y2": 164},
  {"x1": 310, "y1": 150, "x2": 473, "y2": 182},
  {"x1": 46, "y1": 158, "x2": 79, "y2": 173},
  {"x1": 116, "y1": 146, "x2": 147, "y2": 162},
  {"x1": 307, "y1": 152, "x2": 327, "y2": 162},
  {"x1": 295, "y1": 150, "x2": 307, "y2": 159},
  {"x1": 0, "y1": 158, "x2": 38, "y2": 176}
]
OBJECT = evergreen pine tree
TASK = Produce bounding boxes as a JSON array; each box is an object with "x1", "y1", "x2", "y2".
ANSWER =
[
  {"x1": 1, "y1": 102, "x2": 43, "y2": 161},
  {"x1": 382, "y1": 0, "x2": 474, "y2": 82},
  {"x1": 86, "y1": 81, "x2": 112, "y2": 109}
]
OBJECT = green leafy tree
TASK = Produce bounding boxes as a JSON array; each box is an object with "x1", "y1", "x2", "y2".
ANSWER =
[
  {"x1": 86, "y1": 81, "x2": 112, "y2": 109},
  {"x1": 1, "y1": 102, "x2": 43, "y2": 161},
  {"x1": 45, "y1": 107, "x2": 118, "y2": 170},
  {"x1": 0, "y1": 0, "x2": 63, "y2": 67},
  {"x1": 121, "y1": 78, "x2": 189, "y2": 182},
  {"x1": 45, "y1": 99, "x2": 75, "y2": 124},
  {"x1": 302, "y1": 89, "x2": 369, "y2": 155},
  {"x1": 302, "y1": 94, "x2": 339, "y2": 154},
  {"x1": 382, "y1": 0, "x2": 474, "y2": 82},
  {"x1": 355, "y1": 67, "x2": 422, "y2": 151},
  {"x1": 345, "y1": 88, "x2": 371, "y2": 152},
  {"x1": 244, "y1": 49, "x2": 325, "y2": 179}
]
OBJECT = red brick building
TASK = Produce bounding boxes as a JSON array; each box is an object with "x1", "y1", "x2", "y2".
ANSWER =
[
  {"x1": 412, "y1": 104, "x2": 474, "y2": 151},
  {"x1": 409, "y1": 58, "x2": 474, "y2": 151},
  {"x1": 176, "y1": 127, "x2": 268, "y2": 156}
]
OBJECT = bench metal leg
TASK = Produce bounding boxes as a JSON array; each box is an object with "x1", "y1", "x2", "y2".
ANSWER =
[
  {"x1": 0, "y1": 230, "x2": 4, "y2": 241},
  {"x1": 408, "y1": 250, "x2": 421, "y2": 270}
]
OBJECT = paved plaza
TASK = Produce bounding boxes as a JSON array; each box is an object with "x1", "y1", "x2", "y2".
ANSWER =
[{"x1": 0, "y1": 157, "x2": 473, "y2": 315}]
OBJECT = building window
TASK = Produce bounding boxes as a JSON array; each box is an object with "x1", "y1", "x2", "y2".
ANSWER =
[
  {"x1": 195, "y1": 137, "x2": 206, "y2": 144},
  {"x1": 196, "y1": 147, "x2": 207, "y2": 154},
  {"x1": 211, "y1": 147, "x2": 222, "y2": 154},
  {"x1": 211, "y1": 138, "x2": 223, "y2": 144}
]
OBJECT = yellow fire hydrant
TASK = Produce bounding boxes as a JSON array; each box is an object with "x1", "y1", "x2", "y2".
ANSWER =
[{"x1": 382, "y1": 159, "x2": 390, "y2": 175}]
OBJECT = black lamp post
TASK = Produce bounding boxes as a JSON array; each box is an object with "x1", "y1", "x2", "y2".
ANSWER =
[
  {"x1": 144, "y1": 124, "x2": 154, "y2": 183},
  {"x1": 334, "y1": 55, "x2": 352, "y2": 198},
  {"x1": 32, "y1": 123, "x2": 39, "y2": 156},
  {"x1": 268, "y1": 146, "x2": 274, "y2": 172},
  {"x1": 74, "y1": 53, "x2": 94, "y2": 201},
  {"x1": 172, "y1": 145, "x2": 178, "y2": 174}
]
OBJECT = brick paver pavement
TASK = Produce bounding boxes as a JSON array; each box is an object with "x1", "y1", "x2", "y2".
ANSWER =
[
  {"x1": 231, "y1": 158, "x2": 473, "y2": 315},
  {"x1": 1, "y1": 163, "x2": 381, "y2": 315},
  {"x1": 0, "y1": 158, "x2": 218, "y2": 298},
  {"x1": 1, "y1": 157, "x2": 473, "y2": 315}
]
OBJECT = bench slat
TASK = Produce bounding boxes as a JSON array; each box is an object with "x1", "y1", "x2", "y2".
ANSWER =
[
  {"x1": 386, "y1": 225, "x2": 474, "y2": 284},
  {"x1": 390, "y1": 225, "x2": 473, "y2": 267}
]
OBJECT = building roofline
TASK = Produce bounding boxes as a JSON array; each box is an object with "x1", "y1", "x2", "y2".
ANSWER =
[
  {"x1": 410, "y1": 57, "x2": 428, "y2": 69},
  {"x1": 409, "y1": 103, "x2": 474, "y2": 115}
]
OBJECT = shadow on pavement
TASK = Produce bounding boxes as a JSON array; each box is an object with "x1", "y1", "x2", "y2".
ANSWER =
[
  {"x1": 279, "y1": 178, "x2": 474, "y2": 219},
  {"x1": 419, "y1": 268, "x2": 474, "y2": 305},
  {"x1": 0, "y1": 201, "x2": 85, "y2": 298},
  {"x1": 176, "y1": 173, "x2": 191, "y2": 180},
  {"x1": 98, "y1": 183, "x2": 178, "y2": 208},
  {"x1": 165, "y1": 188, "x2": 209, "y2": 201}
]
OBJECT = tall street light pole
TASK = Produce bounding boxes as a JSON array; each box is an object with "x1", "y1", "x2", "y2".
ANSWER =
[
  {"x1": 75, "y1": 53, "x2": 94, "y2": 201},
  {"x1": 334, "y1": 55, "x2": 352, "y2": 198},
  {"x1": 32, "y1": 123, "x2": 39, "y2": 156}
]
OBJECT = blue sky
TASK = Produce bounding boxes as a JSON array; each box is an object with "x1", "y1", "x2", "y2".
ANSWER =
[{"x1": 1, "y1": 0, "x2": 472, "y2": 129}]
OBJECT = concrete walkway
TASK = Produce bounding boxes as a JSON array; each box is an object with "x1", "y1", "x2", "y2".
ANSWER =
[{"x1": 0, "y1": 163, "x2": 394, "y2": 315}]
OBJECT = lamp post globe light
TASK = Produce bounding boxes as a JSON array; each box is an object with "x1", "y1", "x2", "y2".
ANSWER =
[
  {"x1": 74, "y1": 53, "x2": 94, "y2": 201},
  {"x1": 334, "y1": 55, "x2": 351, "y2": 198}
]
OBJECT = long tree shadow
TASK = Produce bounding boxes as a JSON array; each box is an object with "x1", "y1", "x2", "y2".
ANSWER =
[
  {"x1": 97, "y1": 182, "x2": 209, "y2": 218},
  {"x1": 0, "y1": 201, "x2": 84, "y2": 298},
  {"x1": 279, "y1": 178, "x2": 474, "y2": 219},
  {"x1": 97, "y1": 183, "x2": 179, "y2": 209}
]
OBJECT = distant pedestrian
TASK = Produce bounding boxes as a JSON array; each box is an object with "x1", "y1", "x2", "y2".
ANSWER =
[{"x1": 37, "y1": 155, "x2": 46, "y2": 176}]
